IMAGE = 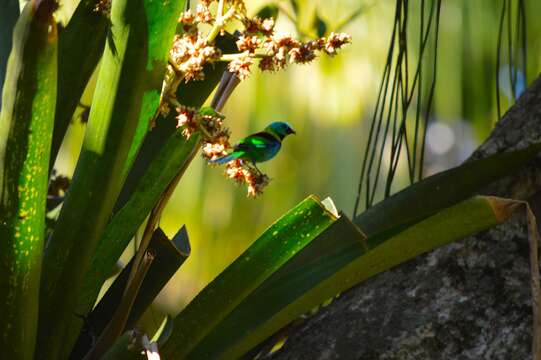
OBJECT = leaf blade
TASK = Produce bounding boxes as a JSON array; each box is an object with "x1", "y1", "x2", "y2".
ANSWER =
[
  {"x1": 0, "y1": 1, "x2": 57, "y2": 358},
  {"x1": 0, "y1": 0, "x2": 19, "y2": 107},
  {"x1": 49, "y1": 0, "x2": 109, "y2": 168},
  {"x1": 70, "y1": 226, "x2": 190, "y2": 359},
  {"x1": 161, "y1": 196, "x2": 337, "y2": 358},
  {"x1": 184, "y1": 196, "x2": 515, "y2": 359},
  {"x1": 37, "y1": 0, "x2": 187, "y2": 357},
  {"x1": 356, "y1": 142, "x2": 541, "y2": 238}
]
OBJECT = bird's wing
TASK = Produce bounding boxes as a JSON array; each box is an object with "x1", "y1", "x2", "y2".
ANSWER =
[
  {"x1": 233, "y1": 132, "x2": 282, "y2": 163},
  {"x1": 235, "y1": 132, "x2": 276, "y2": 150}
]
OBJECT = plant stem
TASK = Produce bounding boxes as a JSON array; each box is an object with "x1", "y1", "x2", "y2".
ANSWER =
[
  {"x1": 217, "y1": 0, "x2": 224, "y2": 18},
  {"x1": 82, "y1": 251, "x2": 154, "y2": 360},
  {"x1": 124, "y1": 141, "x2": 198, "y2": 298},
  {"x1": 219, "y1": 53, "x2": 265, "y2": 61},
  {"x1": 206, "y1": 3, "x2": 236, "y2": 44}
]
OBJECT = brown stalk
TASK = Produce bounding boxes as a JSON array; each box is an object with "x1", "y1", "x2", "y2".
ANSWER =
[{"x1": 82, "y1": 250, "x2": 155, "y2": 360}]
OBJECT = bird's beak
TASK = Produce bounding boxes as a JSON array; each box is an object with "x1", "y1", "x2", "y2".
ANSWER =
[{"x1": 290, "y1": 129, "x2": 296, "y2": 135}]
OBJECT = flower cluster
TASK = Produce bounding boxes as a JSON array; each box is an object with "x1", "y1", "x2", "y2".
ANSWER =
[
  {"x1": 242, "y1": 16, "x2": 275, "y2": 36},
  {"x1": 254, "y1": 31, "x2": 351, "y2": 73},
  {"x1": 225, "y1": 160, "x2": 271, "y2": 197},
  {"x1": 228, "y1": 53, "x2": 253, "y2": 80},
  {"x1": 175, "y1": 106, "x2": 228, "y2": 142},
  {"x1": 170, "y1": 34, "x2": 221, "y2": 82},
  {"x1": 169, "y1": 0, "x2": 351, "y2": 83},
  {"x1": 158, "y1": 0, "x2": 350, "y2": 196},
  {"x1": 224, "y1": 13, "x2": 350, "y2": 77}
]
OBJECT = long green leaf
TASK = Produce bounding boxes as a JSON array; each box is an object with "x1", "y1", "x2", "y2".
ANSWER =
[
  {"x1": 36, "y1": 0, "x2": 186, "y2": 357},
  {"x1": 182, "y1": 214, "x2": 365, "y2": 360},
  {"x1": 165, "y1": 141, "x2": 541, "y2": 359},
  {"x1": 172, "y1": 196, "x2": 516, "y2": 359},
  {"x1": 78, "y1": 41, "x2": 239, "y2": 324},
  {"x1": 0, "y1": 0, "x2": 57, "y2": 358},
  {"x1": 75, "y1": 134, "x2": 198, "y2": 318},
  {"x1": 70, "y1": 226, "x2": 190, "y2": 359},
  {"x1": 0, "y1": 0, "x2": 19, "y2": 107},
  {"x1": 49, "y1": 0, "x2": 109, "y2": 169},
  {"x1": 161, "y1": 196, "x2": 337, "y2": 358},
  {"x1": 68, "y1": 43, "x2": 234, "y2": 352},
  {"x1": 355, "y1": 142, "x2": 541, "y2": 238},
  {"x1": 73, "y1": 36, "x2": 238, "y2": 330}
]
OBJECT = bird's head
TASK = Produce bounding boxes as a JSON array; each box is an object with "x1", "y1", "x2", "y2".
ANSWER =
[{"x1": 265, "y1": 121, "x2": 296, "y2": 140}]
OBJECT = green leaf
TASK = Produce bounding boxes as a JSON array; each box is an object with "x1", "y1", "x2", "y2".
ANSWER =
[
  {"x1": 119, "y1": 1, "x2": 208, "y2": 181},
  {"x1": 257, "y1": 4, "x2": 279, "y2": 20},
  {"x1": 74, "y1": 132, "x2": 199, "y2": 329},
  {"x1": 161, "y1": 196, "x2": 337, "y2": 358},
  {"x1": 174, "y1": 142, "x2": 541, "y2": 359},
  {"x1": 167, "y1": 196, "x2": 517, "y2": 359},
  {"x1": 355, "y1": 142, "x2": 541, "y2": 239},
  {"x1": 156, "y1": 315, "x2": 174, "y2": 346},
  {"x1": 314, "y1": 13, "x2": 327, "y2": 37},
  {"x1": 49, "y1": 0, "x2": 110, "y2": 169},
  {"x1": 73, "y1": 35, "x2": 239, "y2": 340},
  {"x1": 0, "y1": 0, "x2": 57, "y2": 358},
  {"x1": 0, "y1": 0, "x2": 19, "y2": 107},
  {"x1": 198, "y1": 105, "x2": 224, "y2": 118},
  {"x1": 70, "y1": 226, "x2": 189, "y2": 359},
  {"x1": 36, "y1": 0, "x2": 187, "y2": 358},
  {"x1": 183, "y1": 214, "x2": 365, "y2": 360}
]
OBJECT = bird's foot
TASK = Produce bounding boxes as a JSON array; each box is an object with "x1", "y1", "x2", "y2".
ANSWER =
[{"x1": 251, "y1": 162, "x2": 264, "y2": 175}]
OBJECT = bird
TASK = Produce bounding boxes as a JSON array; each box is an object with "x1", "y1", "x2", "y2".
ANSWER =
[{"x1": 210, "y1": 121, "x2": 296, "y2": 170}]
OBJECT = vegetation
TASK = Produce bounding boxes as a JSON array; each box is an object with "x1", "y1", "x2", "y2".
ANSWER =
[{"x1": 1, "y1": 0, "x2": 540, "y2": 359}]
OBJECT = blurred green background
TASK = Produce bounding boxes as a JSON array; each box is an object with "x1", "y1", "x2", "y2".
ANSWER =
[{"x1": 52, "y1": 0, "x2": 541, "y2": 318}]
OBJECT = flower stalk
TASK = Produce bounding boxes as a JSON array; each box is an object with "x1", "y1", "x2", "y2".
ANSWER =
[{"x1": 158, "y1": 0, "x2": 351, "y2": 196}]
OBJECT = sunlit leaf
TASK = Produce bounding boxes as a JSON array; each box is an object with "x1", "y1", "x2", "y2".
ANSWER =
[
  {"x1": 161, "y1": 196, "x2": 337, "y2": 358},
  {"x1": 37, "y1": 0, "x2": 187, "y2": 357},
  {"x1": 0, "y1": 1, "x2": 57, "y2": 357}
]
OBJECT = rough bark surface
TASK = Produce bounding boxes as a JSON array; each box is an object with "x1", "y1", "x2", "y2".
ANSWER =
[{"x1": 269, "y1": 75, "x2": 541, "y2": 360}]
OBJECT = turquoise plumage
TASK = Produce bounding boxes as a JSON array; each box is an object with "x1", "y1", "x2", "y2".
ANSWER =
[{"x1": 211, "y1": 122, "x2": 296, "y2": 167}]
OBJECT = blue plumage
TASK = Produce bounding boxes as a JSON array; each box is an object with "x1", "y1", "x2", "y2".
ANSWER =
[{"x1": 211, "y1": 153, "x2": 238, "y2": 164}]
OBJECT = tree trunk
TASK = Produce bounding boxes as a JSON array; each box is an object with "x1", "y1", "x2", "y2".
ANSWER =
[{"x1": 268, "y1": 75, "x2": 541, "y2": 360}]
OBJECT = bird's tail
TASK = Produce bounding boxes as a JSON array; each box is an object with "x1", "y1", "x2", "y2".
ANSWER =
[{"x1": 209, "y1": 152, "x2": 240, "y2": 164}]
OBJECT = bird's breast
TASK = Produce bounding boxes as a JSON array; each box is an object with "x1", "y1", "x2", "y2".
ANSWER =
[{"x1": 254, "y1": 142, "x2": 281, "y2": 162}]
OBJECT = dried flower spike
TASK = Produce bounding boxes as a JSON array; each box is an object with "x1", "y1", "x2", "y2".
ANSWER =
[
  {"x1": 324, "y1": 32, "x2": 352, "y2": 55},
  {"x1": 195, "y1": 3, "x2": 214, "y2": 24},
  {"x1": 225, "y1": 160, "x2": 271, "y2": 197},
  {"x1": 170, "y1": 34, "x2": 221, "y2": 82},
  {"x1": 228, "y1": 52, "x2": 253, "y2": 80},
  {"x1": 175, "y1": 105, "x2": 199, "y2": 138},
  {"x1": 157, "y1": 0, "x2": 351, "y2": 196},
  {"x1": 236, "y1": 35, "x2": 261, "y2": 53}
]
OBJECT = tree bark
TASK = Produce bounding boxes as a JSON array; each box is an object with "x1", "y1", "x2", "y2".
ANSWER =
[{"x1": 268, "y1": 75, "x2": 541, "y2": 360}]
